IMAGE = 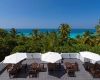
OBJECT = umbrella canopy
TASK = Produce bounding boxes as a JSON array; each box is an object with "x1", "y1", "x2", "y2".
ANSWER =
[
  {"x1": 80, "y1": 51, "x2": 100, "y2": 63},
  {"x1": 3, "y1": 52, "x2": 27, "y2": 64},
  {"x1": 41, "y1": 52, "x2": 62, "y2": 63}
]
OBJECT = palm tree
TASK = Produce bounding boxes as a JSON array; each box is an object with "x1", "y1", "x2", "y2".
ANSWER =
[
  {"x1": 83, "y1": 37, "x2": 94, "y2": 46},
  {"x1": 59, "y1": 24, "x2": 71, "y2": 43},
  {"x1": 80, "y1": 31, "x2": 94, "y2": 46},
  {"x1": 95, "y1": 19, "x2": 100, "y2": 36},
  {"x1": 93, "y1": 37, "x2": 100, "y2": 46},
  {"x1": 10, "y1": 28, "x2": 17, "y2": 38},
  {"x1": 32, "y1": 29, "x2": 40, "y2": 39},
  {"x1": 95, "y1": 25, "x2": 100, "y2": 36},
  {"x1": 83, "y1": 30, "x2": 93, "y2": 38},
  {"x1": 0, "y1": 28, "x2": 8, "y2": 38},
  {"x1": 47, "y1": 32, "x2": 58, "y2": 51},
  {"x1": 94, "y1": 20, "x2": 100, "y2": 46}
]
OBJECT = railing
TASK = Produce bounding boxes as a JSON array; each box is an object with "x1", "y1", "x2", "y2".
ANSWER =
[{"x1": 61, "y1": 53, "x2": 80, "y2": 59}]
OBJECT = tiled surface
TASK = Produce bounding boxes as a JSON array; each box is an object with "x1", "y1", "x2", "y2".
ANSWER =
[{"x1": 0, "y1": 59, "x2": 100, "y2": 80}]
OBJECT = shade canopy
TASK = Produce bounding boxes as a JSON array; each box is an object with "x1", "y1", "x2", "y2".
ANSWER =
[
  {"x1": 80, "y1": 51, "x2": 100, "y2": 63},
  {"x1": 41, "y1": 52, "x2": 62, "y2": 63},
  {"x1": 3, "y1": 52, "x2": 27, "y2": 64}
]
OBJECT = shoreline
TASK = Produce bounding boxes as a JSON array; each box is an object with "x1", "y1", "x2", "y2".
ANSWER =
[{"x1": 5, "y1": 28, "x2": 95, "y2": 38}]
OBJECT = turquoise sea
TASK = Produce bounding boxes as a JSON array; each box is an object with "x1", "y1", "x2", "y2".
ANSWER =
[{"x1": 7, "y1": 29, "x2": 95, "y2": 38}]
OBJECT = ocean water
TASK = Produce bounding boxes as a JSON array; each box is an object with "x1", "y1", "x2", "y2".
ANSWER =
[{"x1": 7, "y1": 29, "x2": 95, "y2": 38}]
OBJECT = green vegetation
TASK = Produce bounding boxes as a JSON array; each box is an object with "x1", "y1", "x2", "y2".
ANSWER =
[{"x1": 0, "y1": 23, "x2": 100, "y2": 61}]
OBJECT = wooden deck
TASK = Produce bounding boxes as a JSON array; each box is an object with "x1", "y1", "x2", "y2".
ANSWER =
[{"x1": 0, "y1": 59, "x2": 100, "y2": 80}]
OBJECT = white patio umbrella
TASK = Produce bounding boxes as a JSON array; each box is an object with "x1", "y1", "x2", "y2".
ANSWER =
[
  {"x1": 3, "y1": 52, "x2": 27, "y2": 64},
  {"x1": 41, "y1": 52, "x2": 62, "y2": 63},
  {"x1": 80, "y1": 51, "x2": 100, "y2": 63}
]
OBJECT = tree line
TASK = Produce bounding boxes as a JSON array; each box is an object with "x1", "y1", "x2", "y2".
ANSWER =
[{"x1": 0, "y1": 23, "x2": 100, "y2": 61}]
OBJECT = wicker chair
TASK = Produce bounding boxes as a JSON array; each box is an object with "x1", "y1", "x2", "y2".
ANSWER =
[
  {"x1": 8, "y1": 67, "x2": 18, "y2": 78},
  {"x1": 6, "y1": 64, "x2": 13, "y2": 72},
  {"x1": 28, "y1": 63, "x2": 39, "y2": 78}
]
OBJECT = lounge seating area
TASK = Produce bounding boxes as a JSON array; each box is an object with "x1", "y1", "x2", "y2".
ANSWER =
[
  {"x1": 0, "y1": 51, "x2": 100, "y2": 80},
  {"x1": 84, "y1": 62, "x2": 100, "y2": 78},
  {"x1": 47, "y1": 63, "x2": 61, "y2": 71},
  {"x1": 27, "y1": 63, "x2": 44, "y2": 78},
  {"x1": 0, "y1": 59, "x2": 100, "y2": 80},
  {"x1": 65, "y1": 62, "x2": 79, "y2": 77},
  {"x1": 27, "y1": 63, "x2": 39, "y2": 78},
  {"x1": 6, "y1": 63, "x2": 22, "y2": 78},
  {"x1": 5, "y1": 61, "x2": 79, "y2": 78}
]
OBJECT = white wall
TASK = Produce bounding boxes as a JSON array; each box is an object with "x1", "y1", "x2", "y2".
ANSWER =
[
  {"x1": 27, "y1": 53, "x2": 41, "y2": 59},
  {"x1": 61, "y1": 53, "x2": 70, "y2": 58},
  {"x1": 61, "y1": 53, "x2": 80, "y2": 59},
  {"x1": 70, "y1": 53, "x2": 79, "y2": 59}
]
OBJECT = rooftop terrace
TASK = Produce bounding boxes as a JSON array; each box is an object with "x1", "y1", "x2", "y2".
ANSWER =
[{"x1": 0, "y1": 58, "x2": 100, "y2": 80}]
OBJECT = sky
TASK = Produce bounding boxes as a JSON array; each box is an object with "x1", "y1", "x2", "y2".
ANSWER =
[{"x1": 0, "y1": 0, "x2": 100, "y2": 29}]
